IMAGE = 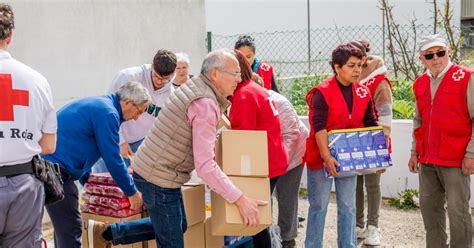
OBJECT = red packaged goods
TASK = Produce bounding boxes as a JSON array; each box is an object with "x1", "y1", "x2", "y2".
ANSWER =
[
  {"x1": 84, "y1": 183, "x2": 128, "y2": 199},
  {"x1": 87, "y1": 173, "x2": 117, "y2": 186},
  {"x1": 82, "y1": 192, "x2": 130, "y2": 210},
  {"x1": 80, "y1": 203, "x2": 141, "y2": 218}
]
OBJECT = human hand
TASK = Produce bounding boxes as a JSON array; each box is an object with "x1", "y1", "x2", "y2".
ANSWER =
[
  {"x1": 376, "y1": 169, "x2": 386, "y2": 174},
  {"x1": 120, "y1": 143, "x2": 134, "y2": 159},
  {"x1": 461, "y1": 157, "x2": 474, "y2": 176},
  {"x1": 234, "y1": 195, "x2": 268, "y2": 227},
  {"x1": 323, "y1": 155, "x2": 339, "y2": 177},
  {"x1": 408, "y1": 154, "x2": 419, "y2": 173},
  {"x1": 128, "y1": 192, "x2": 143, "y2": 210}
]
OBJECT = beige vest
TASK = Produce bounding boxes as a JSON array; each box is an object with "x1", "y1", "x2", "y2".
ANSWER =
[{"x1": 132, "y1": 75, "x2": 230, "y2": 188}]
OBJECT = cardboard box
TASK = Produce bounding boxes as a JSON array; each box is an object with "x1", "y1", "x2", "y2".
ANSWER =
[
  {"x1": 205, "y1": 215, "x2": 225, "y2": 248},
  {"x1": 147, "y1": 222, "x2": 205, "y2": 248},
  {"x1": 211, "y1": 176, "x2": 271, "y2": 236},
  {"x1": 82, "y1": 212, "x2": 143, "y2": 248},
  {"x1": 326, "y1": 126, "x2": 393, "y2": 177},
  {"x1": 182, "y1": 183, "x2": 205, "y2": 226},
  {"x1": 215, "y1": 130, "x2": 268, "y2": 177},
  {"x1": 141, "y1": 184, "x2": 205, "y2": 228},
  {"x1": 217, "y1": 114, "x2": 231, "y2": 132}
]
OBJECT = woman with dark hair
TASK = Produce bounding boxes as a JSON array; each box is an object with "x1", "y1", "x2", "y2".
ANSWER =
[
  {"x1": 234, "y1": 35, "x2": 280, "y2": 92},
  {"x1": 229, "y1": 50, "x2": 289, "y2": 247},
  {"x1": 304, "y1": 44, "x2": 378, "y2": 247}
]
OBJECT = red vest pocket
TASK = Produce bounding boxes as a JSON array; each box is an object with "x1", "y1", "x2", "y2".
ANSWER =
[{"x1": 437, "y1": 126, "x2": 470, "y2": 161}]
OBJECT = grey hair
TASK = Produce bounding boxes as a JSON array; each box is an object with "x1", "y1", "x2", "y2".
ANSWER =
[
  {"x1": 200, "y1": 49, "x2": 236, "y2": 76},
  {"x1": 176, "y1": 52, "x2": 190, "y2": 64},
  {"x1": 116, "y1": 81, "x2": 152, "y2": 105}
]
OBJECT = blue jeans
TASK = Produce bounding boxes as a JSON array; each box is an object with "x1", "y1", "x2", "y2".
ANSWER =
[
  {"x1": 110, "y1": 173, "x2": 187, "y2": 247},
  {"x1": 93, "y1": 139, "x2": 144, "y2": 173},
  {"x1": 305, "y1": 169, "x2": 357, "y2": 248}
]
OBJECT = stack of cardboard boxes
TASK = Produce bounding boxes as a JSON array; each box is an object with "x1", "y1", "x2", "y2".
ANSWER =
[{"x1": 211, "y1": 130, "x2": 272, "y2": 236}]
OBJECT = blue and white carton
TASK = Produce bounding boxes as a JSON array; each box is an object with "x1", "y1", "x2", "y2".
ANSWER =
[{"x1": 325, "y1": 126, "x2": 392, "y2": 177}]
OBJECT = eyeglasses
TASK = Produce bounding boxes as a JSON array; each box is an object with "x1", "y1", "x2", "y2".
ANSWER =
[
  {"x1": 133, "y1": 104, "x2": 147, "y2": 115},
  {"x1": 217, "y1": 68, "x2": 242, "y2": 80},
  {"x1": 423, "y1": 50, "x2": 446, "y2": 60},
  {"x1": 151, "y1": 71, "x2": 172, "y2": 83}
]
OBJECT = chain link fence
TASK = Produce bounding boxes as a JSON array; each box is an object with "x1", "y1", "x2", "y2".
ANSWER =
[{"x1": 207, "y1": 24, "x2": 473, "y2": 95}]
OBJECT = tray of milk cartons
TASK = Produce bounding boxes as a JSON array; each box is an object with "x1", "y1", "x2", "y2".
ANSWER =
[{"x1": 324, "y1": 126, "x2": 392, "y2": 178}]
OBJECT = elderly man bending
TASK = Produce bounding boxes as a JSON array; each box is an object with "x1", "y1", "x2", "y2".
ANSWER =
[
  {"x1": 90, "y1": 49, "x2": 267, "y2": 248},
  {"x1": 44, "y1": 82, "x2": 151, "y2": 248}
]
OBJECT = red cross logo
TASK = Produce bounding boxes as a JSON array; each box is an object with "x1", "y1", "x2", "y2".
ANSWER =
[
  {"x1": 452, "y1": 69, "x2": 465, "y2": 81},
  {"x1": 356, "y1": 87, "x2": 368, "y2": 98},
  {"x1": 0, "y1": 74, "x2": 29, "y2": 121},
  {"x1": 260, "y1": 63, "x2": 271, "y2": 72},
  {"x1": 365, "y1": 78, "x2": 375, "y2": 86}
]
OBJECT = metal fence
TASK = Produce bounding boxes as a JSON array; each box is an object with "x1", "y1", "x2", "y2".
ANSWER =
[{"x1": 207, "y1": 24, "x2": 473, "y2": 95}]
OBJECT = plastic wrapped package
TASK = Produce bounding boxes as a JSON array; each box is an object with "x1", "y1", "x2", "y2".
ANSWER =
[
  {"x1": 84, "y1": 183, "x2": 128, "y2": 199},
  {"x1": 325, "y1": 126, "x2": 393, "y2": 178},
  {"x1": 87, "y1": 172, "x2": 118, "y2": 186},
  {"x1": 80, "y1": 203, "x2": 141, "y2": 218},
  {"x1": 82, "y1": 192, "x2": 130, "y2": 210}
]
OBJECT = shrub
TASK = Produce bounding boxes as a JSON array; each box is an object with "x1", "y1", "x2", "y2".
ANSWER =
[
  {"x1": 388, "y1": 188, "x2": 420, "y2": 210},
  {"x1": 284, "y1": 74, "x2": 416, "y2": 119},
  {"x1": 288, "y1": 74, "x2": 330, "y2": 116}
]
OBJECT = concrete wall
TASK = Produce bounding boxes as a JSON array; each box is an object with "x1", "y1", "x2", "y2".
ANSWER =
[
  {"x1": 5, "y1": 0, "x2": 206, "y2": 108},
  {"x1": 299, "y1": 118, "x2": 474, "y2": 206}
]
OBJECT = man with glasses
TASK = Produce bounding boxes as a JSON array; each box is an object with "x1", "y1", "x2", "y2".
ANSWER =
[
  {"x1": 408, "y1": 34, "x2": 474, "y2": 247},
  {"x1": 89, "y1": 49, "x2": 267, "y2": 248},
  {"x1": 94, "y1": 49, "x2": 176, "y2": 172},
  {"x1": 44, "y1": 82, "x2": 152, "y2": 247}
]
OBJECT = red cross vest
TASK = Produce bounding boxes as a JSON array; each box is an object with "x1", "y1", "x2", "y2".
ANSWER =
[
  {"x1": 256, "y1": 61, "x2": 274, "y2": 90},
  {"x1": 362, "y1": 74, "x2": 392, "y2": 119},
  {"x1": 304, "y1": 76, "x2": 372, "y2": 170},
  {"x1": 413, "y1": 64, "x2": 472, "y2": 167}
]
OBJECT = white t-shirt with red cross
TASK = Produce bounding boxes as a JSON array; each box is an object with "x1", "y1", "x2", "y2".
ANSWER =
[{"x1": 0, "y1": 50, "x2": 57, "y2": 166}]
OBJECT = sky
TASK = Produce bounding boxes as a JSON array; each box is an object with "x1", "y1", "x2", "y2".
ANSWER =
[{"x1": 206, "y1": 0, "x2": 461, "y2": 35}]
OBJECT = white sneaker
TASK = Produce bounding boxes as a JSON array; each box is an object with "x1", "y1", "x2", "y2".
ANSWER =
[
  {"x1": 356, "y1": 226, "x2": 367, "y2": 239},
  {"x1": 364, "y1": 225, "x2": 381, "y2": 246}
]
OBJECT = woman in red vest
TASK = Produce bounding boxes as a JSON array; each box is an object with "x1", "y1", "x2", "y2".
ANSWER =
[
  {"x1": 352, "y1": 41, "x2": 392, "y2": 246},
  {"x1": 234, "y1": 35, "x2": 280, "y2": 93},
  {"x1": 229, "y1": 50, "x2": 289, "y2": 248},
  {"x1": 304, "y1": 44, "x2": 377, "y2": 248}
]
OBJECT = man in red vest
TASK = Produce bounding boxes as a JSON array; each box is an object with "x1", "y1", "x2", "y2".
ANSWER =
[{"x1": 408, "y1": 34, "x2": 474, "y2": 247}]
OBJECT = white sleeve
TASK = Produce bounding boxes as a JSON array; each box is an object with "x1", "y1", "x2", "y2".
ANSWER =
[
  {"x1": 108, "y1": 71, "x2": 131, "y2": 94},
  {"x1": 41, "y1": 80, "x2": 57, "y2": 134}
]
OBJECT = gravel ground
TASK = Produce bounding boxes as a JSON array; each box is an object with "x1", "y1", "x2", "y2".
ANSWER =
[
  {"x1": 274, "y1": 193, "x2": 427, "y2": 247},
  {"x1": 44, "y1": 192, "x2": 456, "y2": 247}
]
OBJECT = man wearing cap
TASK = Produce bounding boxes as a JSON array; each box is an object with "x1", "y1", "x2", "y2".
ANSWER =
[{"x1": 408, "y1": 34, "x2": 474, "y2": 247}]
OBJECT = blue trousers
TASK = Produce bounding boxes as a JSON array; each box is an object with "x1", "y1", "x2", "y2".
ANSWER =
[
  {"x1": 110, "y1": 173, "x2": 187, "y2": 247},
  {"x1": 305, "y1": 169, "x2": 357, "y2": 248},
  {"x1": 45, "y1": 171, "x2": 82, "y2": 248}
]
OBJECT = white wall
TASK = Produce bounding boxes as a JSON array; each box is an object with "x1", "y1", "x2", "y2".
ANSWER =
[
  {"x1": 6, "y1": 0, "x2": 206, "y2": 108},
  {"x1": 299, "y1": 118, "x2": 474, "y2": 206}
]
